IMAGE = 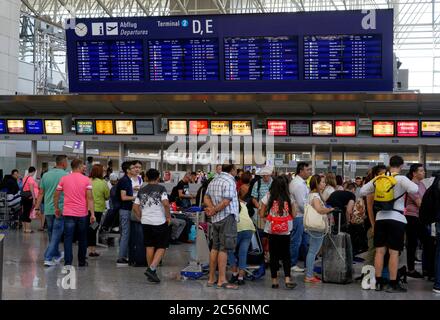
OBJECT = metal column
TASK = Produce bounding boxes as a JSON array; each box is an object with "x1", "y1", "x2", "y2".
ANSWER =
[
  {"x1": 31, "y1": 140, "x2": 37, "y2": 168},
  {"x1": 83, "y1": 141, "x2": 87, "y2": 163},
  {"x1": 160, "y1": 143, "x2": 164, "y2": 178},
  {"x1": 328, "y1": 145, "x2": 333, "y2": 173},
  {"x1": 418, "y1": 145, "x2": 426, "y2": 168},
  {"x1": 118, "y1": 142, "x2": 124, "y2": 170},
  {"x1": 342, "y1": 151, "x2": 346, "y2": 179},
  {"x1": 312, "y1": 145, "x2": 316, "y2": 175}
]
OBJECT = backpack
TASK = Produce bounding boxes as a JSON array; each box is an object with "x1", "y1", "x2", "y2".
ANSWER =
[
  {"x1": 419, "y1": 177, "x2": 440, "y2": 225},
  {"x1": 265, "y1": 200, "x2": 293, "y2": 234},
  {"x1": 245, "y1": 176, "x2": 261, "y2": 217},
  {"x1": 372, "y1": 172, "x2": 404, "y2": 213}
]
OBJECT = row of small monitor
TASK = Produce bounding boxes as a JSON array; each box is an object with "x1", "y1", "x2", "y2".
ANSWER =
[
  {"x1": 267, "y1": 120, "x2": 440, "y2": 137},
  {"x1": 170, "y1": 119, "x2": 440, "y2": 137},
  {"x1": 2, "y1": 119, "x2": 440, "y2": 138},
  {"x1": 0, "y1": 120, "x2": 63, "y2": 135}
]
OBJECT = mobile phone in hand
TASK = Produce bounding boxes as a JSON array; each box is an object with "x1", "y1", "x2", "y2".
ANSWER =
[{"x1": 90, "y1": 221, "x2": 99, "y2": 230}]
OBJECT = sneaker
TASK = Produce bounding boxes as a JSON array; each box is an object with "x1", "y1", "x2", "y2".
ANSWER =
[
  {"x1": 44, "y1": 260, "x2": 56, "y2": 267},
  {"x1": 407, "y1": 270, "x2": 423, "y2": 279},
  {"x1": 291, "y1": 265, "x2": 305, "y2": 273},
  {"x1": 385, "y1": 282, "x2": 407, "y2": 293},
  {"x1": 433, "y1": 287, "x2": 440, "y2": 294},
  {"x1": 144, "y1": 267, "x2": 160, "y2": 283},
  {"x1": 54, "y1": 252, "x2": 64, "y2": 264},
  {"x1": 78, "y1": 261, "x2": 88, "y2": 267},
  {"x1": 304, "y1": 276, "x2": 321, "y2": 283},
  {"x1": 116, "y1": 258, "x2": 129, "y2": 267}
]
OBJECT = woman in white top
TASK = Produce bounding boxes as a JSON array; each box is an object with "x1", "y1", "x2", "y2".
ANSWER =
[
  {"x1": 322, "y1": 172, "x2": 337, "y2": 202},
  {"x1": 305, "y1": 174, "x2": 334, "y2": 283}
]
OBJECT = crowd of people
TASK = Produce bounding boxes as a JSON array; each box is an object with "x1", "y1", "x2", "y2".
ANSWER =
[{"x1": 1, "y1": 154, "x2": 440, "y2": 294}]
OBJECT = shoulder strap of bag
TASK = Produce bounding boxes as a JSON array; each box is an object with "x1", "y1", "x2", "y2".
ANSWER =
[
  {"x1": 256, "y1": 179, "x2": 261, "y2": 201},
  {"x1": 22, "y1": 176, "x2": 30, "y2": 190}
]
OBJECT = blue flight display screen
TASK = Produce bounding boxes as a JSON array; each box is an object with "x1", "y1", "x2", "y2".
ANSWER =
[
  {"x1": 76, "y1": 40, "x2": 144, "y2": 82},
  {"x1": 66, "y1": 10, "x2": 393, "y2": 92},
  {"x1": 0, "y1": 120, "x2": 6, "y2": 134},
  {"x1": 148, "y1": 38, "x2": 219, "y2": 81},
  {"x1": 25, "y1": 119, "x2": 44, "y2": 134},
  {"x1": 224, "y1": 36, "x2": 298, "y2": 81},
  {"x1": 304, "y1": 34, "x2": 382, "y2": 80}
]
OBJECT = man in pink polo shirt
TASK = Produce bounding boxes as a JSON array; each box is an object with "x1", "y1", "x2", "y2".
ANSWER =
[{"x1": 54, "y1": 159, "x2": 95, "y2": 267}]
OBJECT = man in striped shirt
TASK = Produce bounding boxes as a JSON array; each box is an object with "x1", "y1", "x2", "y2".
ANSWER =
[{"x1": 204, "y1": 163, "x2": 240, "y2": 290}]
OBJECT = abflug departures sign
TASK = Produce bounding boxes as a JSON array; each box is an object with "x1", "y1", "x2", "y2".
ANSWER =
[{"x1": 65, "y1": 9, "x2": 393, "y2": 93}]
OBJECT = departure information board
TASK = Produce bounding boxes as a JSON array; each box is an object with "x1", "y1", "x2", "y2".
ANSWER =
[
  {"x1": 66, "y1": 10, "x2": 393, "y2": 92},
  {"x1": 304, "y1": 34, "x2": 382, "y2": 80},
  {"x1": 148, "y1": 39, "x2": 219, "y2": 81},
  {"x1": 224, "y1": 36, "x2": 298, "y2": 81},
  {"x1": 77, "y1": 40, "x2": 144, "y2": 82}
]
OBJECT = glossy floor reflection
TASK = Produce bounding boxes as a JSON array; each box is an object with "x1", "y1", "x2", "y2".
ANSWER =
[{"x1": 2, "y1": 228, "x2": 439, "y2": 300}]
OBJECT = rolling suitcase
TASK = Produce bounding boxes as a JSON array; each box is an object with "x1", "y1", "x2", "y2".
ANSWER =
[
  {"x1": 128, "y1": 220, "x2": 147, "y2": 267},
  {"x1": 322, "y1": 209, "x2": 353, "y2": 284}
]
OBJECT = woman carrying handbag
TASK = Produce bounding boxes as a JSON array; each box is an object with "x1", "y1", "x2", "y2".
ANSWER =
[
  {"x1": 304, "y1": 174, "x2": 334, "y2": 283},
  {"x1": 21, "y1": 167, "x2": 39, "y2": 234},
  {"x1": 259, "y1": 176, "x2": 297, "y2": 289}
]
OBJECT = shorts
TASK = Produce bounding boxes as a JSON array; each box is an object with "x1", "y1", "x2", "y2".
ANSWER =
[
  {"x1": 142, "y1": 223, "x2": 170, "y2": 249},
  {"x1": 212, "y1": 214, "x2": 237, "y2": 252},
  {"x1": 374, "y1": 219, "x2": 406, "y2": 251}
]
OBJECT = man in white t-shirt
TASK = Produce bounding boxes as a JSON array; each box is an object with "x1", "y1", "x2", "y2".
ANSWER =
[
  {"x1": 133, "y1": 169, "x2": 171, "y2": 283},
  {"x1": 360, "y1": 155, "x2": 418, "y2": 293}
]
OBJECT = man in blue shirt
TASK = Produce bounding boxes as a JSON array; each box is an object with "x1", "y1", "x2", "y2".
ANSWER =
[{"x1": 116, "y1": 161, "x2": 137, "y2": 267}]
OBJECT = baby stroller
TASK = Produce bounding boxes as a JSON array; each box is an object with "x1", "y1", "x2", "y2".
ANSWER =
[{"x1": 243, "y1": 225, "x2": 266, "y2": 281}]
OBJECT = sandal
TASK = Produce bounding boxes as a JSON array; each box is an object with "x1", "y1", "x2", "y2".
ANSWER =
[
  {"x1": 285, "y1": 282, "x2": 297, "y2": 289},
  {"x1": 216, "y1": 282, "x2": 238, "y2": 290},
  {"x1": 207, "y1": 282, "x2": 217, "y2": 288}
]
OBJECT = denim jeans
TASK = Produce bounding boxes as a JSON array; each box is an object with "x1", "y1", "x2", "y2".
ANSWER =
[
  {"x1": 44, "y1": 216, "x2": 64, "y2": 261},
  {"x1": 228, "y1": 230, "x2": 254, "y2": 270},
  {"x1": 118, "y1": 209, "x2": 131, "y2": 259},
  {"x1": 305, "y1": 231, "x2": 325, "y2": 278},
  {"x1": 64, "y1": 216, "x2": 88, "y2": 266},
  {"x1": 290, "y1": 216, "x2": 309, "y2": 266},
  {"x1": 434, "y1": 223, "x2": 440, "y2": 289},
  {"x1": 45, "y1": 215, "x2": 55, "y2": 243}
]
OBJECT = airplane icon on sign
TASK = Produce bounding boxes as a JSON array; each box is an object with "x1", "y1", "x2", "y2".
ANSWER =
[{"x1": 106, "y1": 22, "x2": 118, "y2": 35}]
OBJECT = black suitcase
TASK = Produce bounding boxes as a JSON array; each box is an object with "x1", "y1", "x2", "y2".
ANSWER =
[
  {"x1": 322, "y1": 210, "x2": 353, "y2": 284},
  {"x1": 128, "y1": 221, "x2": 147, "y2": 267}
]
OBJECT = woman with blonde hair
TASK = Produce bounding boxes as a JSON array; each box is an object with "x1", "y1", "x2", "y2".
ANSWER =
[{"x1": 322, "y1": 172, "x2": 337, "y2": 202}]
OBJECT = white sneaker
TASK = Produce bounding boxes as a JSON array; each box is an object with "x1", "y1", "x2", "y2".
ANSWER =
[
  {"x1": 54, "y1": 252, "x2": 64, "y2": 264},
  {"x1": 44, "y1": 260, "x2": 56, "y2": 267},
  {"x1": 433, "y1": 288, "x2": 440, "y2": 294},
  {"x1": 291, "y1": 265, "x2": 305, "y2": 272}
]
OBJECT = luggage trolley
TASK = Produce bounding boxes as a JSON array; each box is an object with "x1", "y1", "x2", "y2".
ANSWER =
[{"x1": 180, "y1": 206, "x2": 210, "y2": 280}]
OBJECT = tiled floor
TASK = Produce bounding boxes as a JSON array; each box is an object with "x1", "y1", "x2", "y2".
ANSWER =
[{"x1": 1, "y1": 228, "x2": 439, "y2": 300}]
